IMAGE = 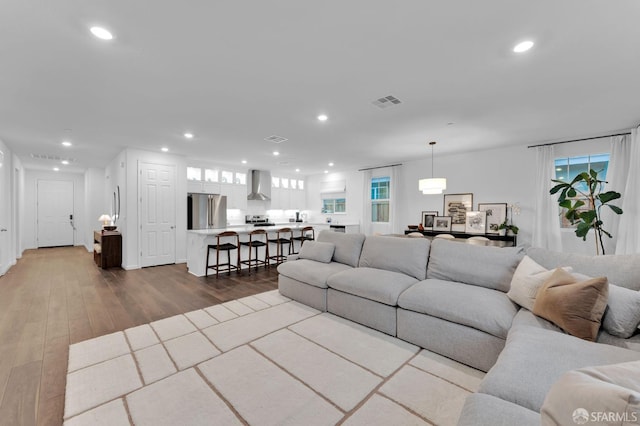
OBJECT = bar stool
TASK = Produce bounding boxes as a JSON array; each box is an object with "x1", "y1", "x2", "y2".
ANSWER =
[
  {"x1": 291, "y1": 226, "x2": 315, "y2": 254},
  {"x1": 205, "y1": 231, "x2": 240, "y2": 277},
  {"x1": 268, "y1": 227, "x2": 293, "y2": 265},
  {"x1": 240, "y1": 229, "x2": 269, "y2": 273}
]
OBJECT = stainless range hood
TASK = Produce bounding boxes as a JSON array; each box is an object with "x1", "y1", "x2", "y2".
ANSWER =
[{"x1": 247, "y1": 169, "x2": 271, "y2": 201}]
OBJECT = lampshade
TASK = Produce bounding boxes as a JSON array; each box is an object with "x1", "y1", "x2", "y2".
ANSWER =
[
  {"x1": 419, "y1": 141, "x2": 447, "y2": 194},
  {"x1": 98, "y1": 214, "x2": 112, "y2": 226},
  {"x1": 419, "y1": 178, "x2": 447, "y2": 194}
]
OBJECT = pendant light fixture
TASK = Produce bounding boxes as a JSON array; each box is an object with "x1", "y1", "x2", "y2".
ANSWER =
[{"x1": 419, "y1": 141, "x2": 447, "y2": 194}]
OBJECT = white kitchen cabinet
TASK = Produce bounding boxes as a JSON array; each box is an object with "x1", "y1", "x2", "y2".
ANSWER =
[{"x1": 220, "y1": 183, "x2": 247, "y2": 209}]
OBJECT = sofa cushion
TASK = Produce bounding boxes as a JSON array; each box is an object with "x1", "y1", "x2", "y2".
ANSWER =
[
  {"x1": 277, "y1": 259, "x2": 352, "y2": 289},
  {"x1": 398, "y1": 279, "x2": 518, "y2": 339},
  {"x1": 532, "y1": 268, "x2": 609, "y2": 341},
  {"x1": 327, "y1": 267, "x2": 418, "y2": 306},
  {"x1": 526, "y1": 247, "x2": 640, "y2": 291},
  {"x1": 426, "y1": 239, "x2": 524, "y2": 292},
  {"x1": 513, "y1": 309, "x2": 640, "y2": 352},
  {"x1": 479, "y1": 326, "x2": 640, "y2": 412},
  {"x1": 357, "y1": 236, "x2": 430, "y2": 281},
  {"x1": 458, "y1": 393, "x2": 540, "y2": 426},
  {"x1": 316, "y1": 231, "x2": 365, "y2": 267},
  {"x1": 297, "y1": 241, "x2": 335, "y2": 263},
  {"x1": 507, "y1": 256, "x2": 573, "y2": 310},
  {"x1": 541, "y1": 360, "x2": 640, "y2": 426},
  {"x1": 572, "y1": 273, "x2": 640, "y2": 339}
]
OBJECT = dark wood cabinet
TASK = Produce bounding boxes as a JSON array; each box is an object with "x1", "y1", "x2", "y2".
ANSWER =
[
  {"x1": 94, "y1": 230, "x2": 122, "y2": 268},
  {"x1": 404, "y1": 229, "x2": 517, "y2": 247}
]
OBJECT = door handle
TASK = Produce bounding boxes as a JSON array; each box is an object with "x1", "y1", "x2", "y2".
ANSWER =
[{"x1": 170, "y1": 226, "x2": 175, "y2": 229}]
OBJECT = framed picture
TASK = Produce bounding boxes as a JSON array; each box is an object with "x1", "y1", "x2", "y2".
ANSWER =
[
  {"x1": 433, "y1": 216, "x2": 452, "y2": 232},
  {"x1": 465, "y1": 211, "x2": 487, "y2": 234},
  {"x1": 478, "y1": 203, "x2": 507, "y2": 234},
  {"x1": 421, "y1": 211, "x2": 438, "y2": 229},
  {"x1": 443, "y1": 193, "x2": 473, "y2": 232}
]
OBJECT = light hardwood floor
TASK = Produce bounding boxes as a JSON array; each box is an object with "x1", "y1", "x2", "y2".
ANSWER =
[{"x1": 0, "y1": 246, "x2": 278, "y2": 426}]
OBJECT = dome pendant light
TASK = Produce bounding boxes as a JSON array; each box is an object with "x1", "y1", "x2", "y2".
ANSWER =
[{"x1": 418, "y1": 141, "x2": 447, "y2": 195}]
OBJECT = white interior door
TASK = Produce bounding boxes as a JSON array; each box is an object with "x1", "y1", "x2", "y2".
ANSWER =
[
  {"x1": 37, "y1": 180, "x2": 74, "y2": 247},
  {"x1": 0, "y1": 150, "x2": 7, "y2": 274},
  {"x1": 140, "y1": 162, "x2": 176, "y2": 267}
]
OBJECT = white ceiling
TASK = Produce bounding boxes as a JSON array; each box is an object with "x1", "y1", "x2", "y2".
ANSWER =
[{"x1": 1, "y1": 1, "x2": 639, "y2": 175}]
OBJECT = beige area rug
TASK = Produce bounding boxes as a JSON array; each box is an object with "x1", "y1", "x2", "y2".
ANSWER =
[{"x1": 63, "y1": 290, "x2": 485, "y2": 426}]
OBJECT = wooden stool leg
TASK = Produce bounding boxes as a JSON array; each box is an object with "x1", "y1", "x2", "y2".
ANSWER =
[{"x1": 205, "y1": 246, "x2": 210, "y2": 277}]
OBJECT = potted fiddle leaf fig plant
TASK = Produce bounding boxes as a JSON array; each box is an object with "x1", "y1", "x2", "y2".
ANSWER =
[{"x1": 550, "y1": 169, "x2": 623, "y2": 255}]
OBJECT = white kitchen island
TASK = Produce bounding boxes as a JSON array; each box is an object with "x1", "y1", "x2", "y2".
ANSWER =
[{"x1": 187, "y1": 224, "x2": 314, "y2": 277}]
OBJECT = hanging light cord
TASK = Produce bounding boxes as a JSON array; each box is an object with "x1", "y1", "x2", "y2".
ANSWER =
[{"x1": 429, "y1": 141, "x2": 436, "y2": 178}]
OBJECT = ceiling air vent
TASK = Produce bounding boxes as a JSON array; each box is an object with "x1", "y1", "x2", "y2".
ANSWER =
[
  {"x1": 264, "y1": 135, "x2": 288, "y2": 144},
  {"x1": 372, "y1": 95, "x2": 402, "y2": 109},
  {"x1": 30, "y1": 153, "x2": 76, "y2": 162}
]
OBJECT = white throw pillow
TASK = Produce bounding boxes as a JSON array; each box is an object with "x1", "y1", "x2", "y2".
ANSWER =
[
  {"x1": 573, "y1": 272, "x2": 640, "y2": 339},
  {"x1": 298, "y1": 241, "x2": 335, "y2": 264},
  {"x1": 541, "y1": 360, "x2": 640, "y2": 426},
  {"x1": 507, "y1": 256, "x2": 572, "y2": 310}
]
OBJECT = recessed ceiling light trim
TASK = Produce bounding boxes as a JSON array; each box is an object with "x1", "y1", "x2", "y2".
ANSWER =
[
  {"x1": 513, "y1": 40, "x2": 534, "y2": 53},
  {"x1": 184, "y1": 132, "x2": 194, "y2": 139},
  {"x1": 62, "y1": 141, "x2": 72, "y2": 147},
  {"x1": 90, "y1": 26, "x2": 114, "y2": 40},
  {"x1": 317, "y1": 114, "x2": 328, "y2": 122}
]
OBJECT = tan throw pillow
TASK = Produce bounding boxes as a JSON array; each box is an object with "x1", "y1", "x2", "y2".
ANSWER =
[
  {"x1": 507, "y1": 256, "x2": 573, "y2": 310},
  {"x1": 541, "y1": 360, "x2": 640, "y2": 426},
  {"x1": 532, "y1": 268, "x2": 609, "y2": 341}
]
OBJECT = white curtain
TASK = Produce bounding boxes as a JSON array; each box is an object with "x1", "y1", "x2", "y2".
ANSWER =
[
  {"x1": 389, "y1": 166, "x2": 399, "y2": 234},
  {"x1": 361, "y1": 169, "x2": 373, "y2": 235},
  {"x1": 615, "y1": 126, "x2": 640, "y2": 254},
  {"x1": 532, "y1": 146, "x2": 562, "y2": 251},
  {"x1": 601, "y1": 134, "x2": 631, "y2": 254}
]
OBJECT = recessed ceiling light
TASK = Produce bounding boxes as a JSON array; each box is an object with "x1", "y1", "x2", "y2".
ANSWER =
[
  {"x1": 90, "y1": 26, "x2": 114, "y2": 40},
  {"x1": 61, "y1": 160, "x2": 69, "y2": 165},
  {"x1": 295, "y1": 168, "x2": 300, "y2": 172},
  {"x1": 62, "y1": 141, "x2": 72, "y2": 147},
  {"x1": 241, "y1": 160, "x2": 247, "y2": 164},
  {"x1": 324, "y1": 170, "x2": 329, "y2": 174},
  {"x1": 184, "y1": 132, "x2": 194, "y2": 139},
  {"x1": 161, "y1": 147, "x2": 169, "y2": 152},
  {"x1": 317, "y1": 114, "x2": 328, "y2": 122},
  {"x1": 273, "y1": 151, "x2": 280, "y2": 156},
  {"x1": 53, "y1": 167, "x2": 60, "y2": 172},
  {"x1": 513, "y1": 40, "x2": 534, "y2": 53},
  {"x1": 328, "y1": 162, "x2": 334, "y2": 167}
]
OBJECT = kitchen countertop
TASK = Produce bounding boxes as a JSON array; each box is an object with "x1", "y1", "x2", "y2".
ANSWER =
[{"x1": 188, "y1": 223, "x2": 314, "y2": 236}]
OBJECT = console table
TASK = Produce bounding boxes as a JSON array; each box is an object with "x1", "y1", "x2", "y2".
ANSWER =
[
  {"x1": 93, "y1": 230, "x2": 122, "y2": 268},
  {"x1": 404, "y1": 230, "x2": 517, "y2": 247}
]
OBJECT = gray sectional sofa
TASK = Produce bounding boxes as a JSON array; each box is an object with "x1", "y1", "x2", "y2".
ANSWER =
[{"x1": 277, "y1": 230, "x2": 640, "y2": 425}]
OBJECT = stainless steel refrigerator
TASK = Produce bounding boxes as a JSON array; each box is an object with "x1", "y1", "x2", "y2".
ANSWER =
[{"x1": 187, "y1": 193, "x2": 227, "y2": 230}]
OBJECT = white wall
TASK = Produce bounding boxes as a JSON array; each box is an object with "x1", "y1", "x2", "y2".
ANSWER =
[
  {"x1": 22, "y1": 169, "x2": 85, "y2": 250},
  {"x1": 402, "y1": 144, "x2": 537, "y2": 247},
  {"x1": 12, "y1": 153, "x2": 24, "y2": 260},
  {"x1": 84, "y1": 167, "x2": 107, "y2": 250},
  {"x1": 302, "y1": 138, "x2": 621, "y2": 255}
]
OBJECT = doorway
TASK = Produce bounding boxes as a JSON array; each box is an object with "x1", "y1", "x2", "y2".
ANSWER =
[
  {"x1": 37, "y1": 180, "x2": 74, "y2": 247},
  {"x1": 139, "y1": 162, "x2": 176, "y2": 267}
]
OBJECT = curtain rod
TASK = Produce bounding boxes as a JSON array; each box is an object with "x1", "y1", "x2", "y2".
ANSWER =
[
  {"x1": 358, "y1": 163, "x2": 402, "y2": 171},
  {"x1": 527, "y1": 132, "x2": 631, "y2": 149}
]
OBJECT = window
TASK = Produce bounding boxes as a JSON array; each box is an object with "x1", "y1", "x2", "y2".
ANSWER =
[
  {"x1": 322, "y1": 198, "x2": 346, "y2": 214},
  {"x1": 298, "y1": 180, "x2": 304, "y2": 190},
  {"x1": 554, "y1": 154, "x2": 610, "y2": 228},
  {"x1": 272, "y1": 176, "x2": 280, "y2": 188},
  {"x1": 234, "y1": 172, "x2": 246, "y2": 185},
  {"x1": 220, "y1": 170, "x2": 233, "y2": 183},
  {"x1": 204, "y1": 168, "x2": 219, "y2": 182},
  {"x1": 371, "y1": 176, "x2": 390, "y2": 222},
  {"x1": 290, "y1": 179, "x2": 297, "y2": 189},
  {"x1": 281, "y1": 178, "x2": 289, "y2": 189},
  {"x1": 187, "y1": 167, "x2": 202, "y2": 181}
]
